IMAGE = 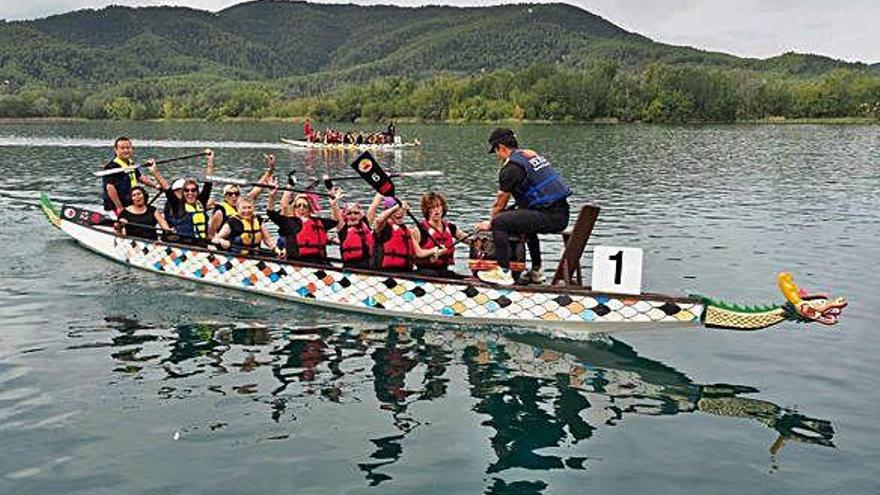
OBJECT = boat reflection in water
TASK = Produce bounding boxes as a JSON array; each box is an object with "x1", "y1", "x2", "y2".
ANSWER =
[{"x1": 92, "y1": 318, "x2": 834, "y2": 491}]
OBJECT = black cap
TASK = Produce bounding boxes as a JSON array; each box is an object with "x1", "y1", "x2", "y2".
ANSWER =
[{"x1": 488, "y1": 128, "x2": 517, "y2": 154}]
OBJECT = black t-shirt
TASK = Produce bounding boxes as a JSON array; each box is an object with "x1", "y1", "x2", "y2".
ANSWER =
[
  {"x1": 119, "y1": 206, "x2": 158, "y2": 240},
  {"x1": 102, "y1": 158, "x2": 142, "y2": 210},
  {"x1": 498, "y1": 160, "x2": 527, "y2": 195}
]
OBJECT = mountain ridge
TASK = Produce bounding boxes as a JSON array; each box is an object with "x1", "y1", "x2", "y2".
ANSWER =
[{"x1": 3, "y1": 0, "x2": 874, "y2": 90}]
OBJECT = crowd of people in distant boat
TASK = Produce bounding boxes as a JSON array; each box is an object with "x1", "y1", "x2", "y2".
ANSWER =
[
  {"x1": 101, "y1": 127, "x2": 572, "y2": 286},
  {"x1": 302, "y1": 118, "x2": 399, "y2": 145}
]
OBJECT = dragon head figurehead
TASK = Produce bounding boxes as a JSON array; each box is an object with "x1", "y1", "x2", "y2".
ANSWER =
[{"x1": 777, "y1": 273, "x2": 847, "y2": 325}]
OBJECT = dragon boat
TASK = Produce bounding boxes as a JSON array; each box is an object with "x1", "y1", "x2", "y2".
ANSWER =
[
  {"x1": 39, "y1": 194, "x2": 846, "y2": 337},
  {"x1": 281, "y1": 138, "x2": 421, "y2": 151}
]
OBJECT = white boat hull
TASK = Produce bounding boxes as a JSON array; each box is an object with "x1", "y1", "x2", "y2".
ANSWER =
[
  {"x1": 56, "y1": 206, "x2": 704, "y2": 337},
  {"x1": 281, "y1": 138, "x2": 419, "y2": 151}
]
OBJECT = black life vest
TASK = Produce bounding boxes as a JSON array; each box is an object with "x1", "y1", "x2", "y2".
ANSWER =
[{"x1": 230, "y1": 214, "x2": 263, "y2": 254}]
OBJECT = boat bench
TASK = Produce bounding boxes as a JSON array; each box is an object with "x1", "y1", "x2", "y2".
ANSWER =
[{"x1": 552, "y1": 205, "x2": 600, "y2": 286}]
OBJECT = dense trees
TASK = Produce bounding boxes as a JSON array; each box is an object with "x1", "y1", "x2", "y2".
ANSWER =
[
  {"x1": 1, "y1": 3, "x2": 878, "y2": 122},
  {"x1": 1, "y1": 63, "x2": 879, "y2": 122}
]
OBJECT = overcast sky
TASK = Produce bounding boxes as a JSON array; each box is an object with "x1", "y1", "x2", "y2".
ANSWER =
[{"x1": 1, "y1": 0, "x2": 877, "y2": 64}]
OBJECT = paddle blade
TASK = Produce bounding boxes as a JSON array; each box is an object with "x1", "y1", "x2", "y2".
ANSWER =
[{"x1": 350, "y1": 151, "x2": 394, "y2": 197}]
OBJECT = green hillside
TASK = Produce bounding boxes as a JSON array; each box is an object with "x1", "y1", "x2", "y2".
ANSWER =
[{"x1": 1, "y1": 1, "x2": 878, "y2": 122}]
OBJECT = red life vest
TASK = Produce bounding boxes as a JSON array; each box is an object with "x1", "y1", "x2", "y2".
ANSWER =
[
  {"x1": 416, "y1": 220, "x2": 455, "y2": 269},
  {"x1": 293, "y1": 217, "x2": 328, "y2": 258},
  {"x1": 377, "y1": 224, "x2": 414, "y2": 270},
  {"x1": 340, "y1": 221, "x2": 374, "y2": 264}
]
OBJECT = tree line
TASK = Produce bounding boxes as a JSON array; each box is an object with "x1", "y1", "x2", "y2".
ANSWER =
[{"x1": 1, "y1": 62, "x2": 879, "y2": 123}]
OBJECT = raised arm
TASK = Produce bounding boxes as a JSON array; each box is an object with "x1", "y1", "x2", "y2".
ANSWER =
[
  {"x1": 366, "y1": 192, "x2": 383, "y2": 228},
  {"x1": 246, "y1": 154, "x2": 275, "y2": 201},
  {"x1": 328, "y1": 187, "x2": 344, "y2": 224},
  {"x1": 266, "y1": 176, "x2": 279, "y2": 212},
  {"x1": 147, "y1": 159, "x2": 170, "y2": 191}
]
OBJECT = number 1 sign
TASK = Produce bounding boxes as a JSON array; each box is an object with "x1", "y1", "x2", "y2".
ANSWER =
[{"x1": 591, "y1": 246, "x2": 643, "y2": 295}]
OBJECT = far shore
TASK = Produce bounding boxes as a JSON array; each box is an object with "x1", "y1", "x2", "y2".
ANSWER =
[{"x1": 0, "y1": 116, "x2": 877, "y2": 125}]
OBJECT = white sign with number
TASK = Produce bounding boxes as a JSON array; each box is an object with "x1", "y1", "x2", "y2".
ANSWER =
[{"x1": 591, "y1": 246, "x2": 643, "y2": 295}]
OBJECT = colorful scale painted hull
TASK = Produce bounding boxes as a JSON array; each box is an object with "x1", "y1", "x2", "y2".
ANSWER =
[
  {"x1": 281, "y1": 138, "x2": 420, "y2": 151},
  {"x1": 55, "y1": 205, "x2": 704, "y2": 335}
]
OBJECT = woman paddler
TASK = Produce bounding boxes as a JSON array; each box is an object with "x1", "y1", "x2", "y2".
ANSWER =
[
  {"x1": 147, "y1": 149, "x2": 215, "y2": 245},
  {"x1": 113, "y1": 186, "x2": 172, "y2": 241},
  {"x1": 410, "y1": 192, "x2": 469, "y2": 279},
  {"x1": 328, "y1": 189, "x2": 374, "y2": 269},
  {"x1": 368, "y1": 193, "x2": 444, "y2": 273},
  {"x1": 207, "y1": 154, "x2": 276, "y2": 239},
  {"x1": 266, "y1": 179, "x2": 337, "y2": 264},
  {"x1": 214, "y1": 196, "x2": 281, "y2": 257}
]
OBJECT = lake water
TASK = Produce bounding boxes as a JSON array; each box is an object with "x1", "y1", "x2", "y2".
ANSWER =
[{"x1": 0, "y1": 121, "x2": 877, "y2": 494}]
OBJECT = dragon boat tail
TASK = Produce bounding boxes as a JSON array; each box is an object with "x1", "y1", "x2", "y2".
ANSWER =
[{"x1": 39, "y1": 194, "x2": 846, "y2": 336}]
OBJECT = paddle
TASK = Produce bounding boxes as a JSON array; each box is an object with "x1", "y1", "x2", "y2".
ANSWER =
[
  {"x1": 204, "y1": 175, "x2": 332, "y2": 198},
  {"x1": 348, "y1": 151, "x2": 470, "y2": 251},
  {"x1": 305, "y1": 170, "x2": 443, "y2": 191},
  {"x1": 93, "y1": 151, "x2": 210, "y2": 177}
]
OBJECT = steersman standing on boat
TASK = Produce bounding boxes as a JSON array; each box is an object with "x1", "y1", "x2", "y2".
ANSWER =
[{"x1": 475, "y1": 128, "x2": 571, "y2": 286}]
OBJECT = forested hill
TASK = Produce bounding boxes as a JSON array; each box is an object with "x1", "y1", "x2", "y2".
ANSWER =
[
  {"x1": 1, "y1": 1, "x2": 879, "y2": 122},
  {"x1": 1, "y1": 1, "x2": 872, "y2": 87}
]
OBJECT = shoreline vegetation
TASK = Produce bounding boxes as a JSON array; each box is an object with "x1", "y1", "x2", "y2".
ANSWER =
[
  {"x1": 1, "y1": 116, "x2": 878, "y2": 126},
  {"x1": 2, "y1": 64, "x2": 879, "y2": 125}
]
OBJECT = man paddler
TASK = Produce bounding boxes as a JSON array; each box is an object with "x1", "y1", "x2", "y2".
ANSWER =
[
  {"x1": 102, "y1": 136, "x2": 159, "y2": 216},
  {"x1": 474, "y1": 128, "x2": 571, "y2": 286}
]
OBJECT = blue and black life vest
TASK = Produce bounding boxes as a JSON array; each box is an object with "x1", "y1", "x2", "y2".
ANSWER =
[
  {"x1": 506, "y1": 149, "x2": 571, "y2": 209},
  {"x1": 172, "y1": 202, "x2": 207, "y2": 240}
]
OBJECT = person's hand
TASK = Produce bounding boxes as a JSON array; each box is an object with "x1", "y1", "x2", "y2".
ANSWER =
[
  {"x1": 265, "y1": 154, "x2": 276, "y2": 171},
  {"x1": 473, "y1": 220, "x2": 491, "y2": 232},
  {"x1": 146, "y1": 158, "x2": 156, "y2": 171},
  {"x1": 218, "y1": 238, "x2": 231, "y2": 249},
  {"x1": 204, "y1": 148, "x2": 214, "y2": 165},
  {"x1": 330, "y1": 186, "x2": 344, "y2": 202},
  {"x1": 399, "y1": 201, "x2": 409, "y2": 213},
  {"x1": 433, "y1": 246, "x2": 445, "y2": 257},
  {"x1": 267, "y1": 176, "x2": 279, "y2": 195}
]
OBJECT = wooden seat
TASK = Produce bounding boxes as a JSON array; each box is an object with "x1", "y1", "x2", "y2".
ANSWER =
[{"x1": 552, "y1": 205, "x2": 600, "y2": 286}]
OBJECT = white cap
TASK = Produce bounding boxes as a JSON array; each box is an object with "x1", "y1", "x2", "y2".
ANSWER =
[{"x1": 171, "y1": 178, "x2": 185, "y2": 190}]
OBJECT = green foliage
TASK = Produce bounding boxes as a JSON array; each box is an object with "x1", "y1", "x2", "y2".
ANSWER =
[{"x1": 0, "y1": 3, "x2": 878, "y2": 122}]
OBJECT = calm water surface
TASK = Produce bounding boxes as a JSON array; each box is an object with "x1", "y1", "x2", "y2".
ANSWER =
[{"x1": 0, "y1": 122, "x2": 877, "y2": 494}]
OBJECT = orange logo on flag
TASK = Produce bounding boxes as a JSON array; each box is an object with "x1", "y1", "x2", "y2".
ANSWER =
[{"x1": 358, "y1": 159, "x2": 373, "y2": 173}]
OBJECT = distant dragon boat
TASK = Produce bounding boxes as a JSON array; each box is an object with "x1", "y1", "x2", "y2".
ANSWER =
[
  {"x1": 39, "y1": 194, "x2": 846, "y2": 337},
  {"x1": 281, "y1": 138, "x2": 421, "y2": 151}
]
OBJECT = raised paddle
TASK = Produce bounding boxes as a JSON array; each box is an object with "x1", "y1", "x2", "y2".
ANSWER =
[
  {"x1": 348, "y1": 151, "x2": 470, "y2": 251},
  {"x1": 204, "y1": 175, "x2": 332, "y2": 198},
  {"x1": 93, "y1": 151, "x2": 210, "y2": 177},
  {"x1": 305, "y1": 170, "x2": 443, "y2": 191}
]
